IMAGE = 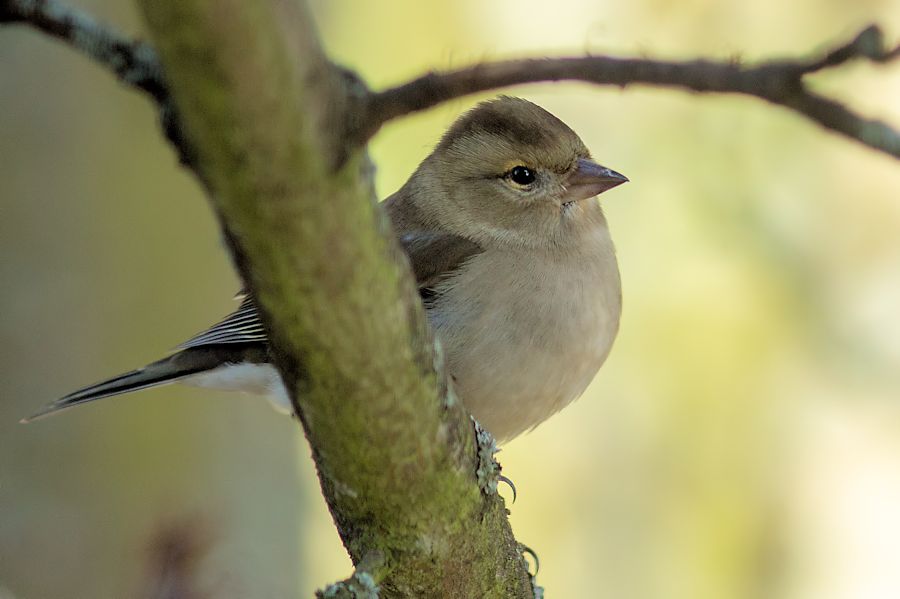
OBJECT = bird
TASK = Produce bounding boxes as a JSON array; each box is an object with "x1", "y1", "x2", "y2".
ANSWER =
[{"x1": 24, "y1": 96, "x2": 628, "y2": 443}]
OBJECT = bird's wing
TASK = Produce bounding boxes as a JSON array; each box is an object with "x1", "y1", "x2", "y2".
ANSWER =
[
  {"x1": 382, "y1": 187, "x2": 483, "y2": 289},
  {"x1": 178, "y1": 295, "x2": 268, "y2": 349},
  {"x1": 25, "y1": 231, "x2": 482, "y2": 421},
  {"x1": 177, "y1": 232, "x2": 481, "y2": 349},
  {"x1": 400, "y1": 230, "x2": 483, "y2": 291}
]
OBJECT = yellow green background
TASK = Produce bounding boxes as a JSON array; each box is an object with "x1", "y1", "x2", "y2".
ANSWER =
[{"x1": 1, "y1": 0, "x2": 899, "y2": 597}]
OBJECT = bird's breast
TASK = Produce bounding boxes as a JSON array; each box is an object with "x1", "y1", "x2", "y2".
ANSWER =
[{"x1": 428, "y1": 238, "x2": 621, "y2": 442}]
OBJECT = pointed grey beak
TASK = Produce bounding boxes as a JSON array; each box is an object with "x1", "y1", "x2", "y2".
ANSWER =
[{"x1": 564, "y1": 158, "x2": 628, "y2": 202}]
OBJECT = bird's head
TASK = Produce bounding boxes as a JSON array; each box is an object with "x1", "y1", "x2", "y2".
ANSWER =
[{"x1": 407, "y1": 96, "x2": 628, "y2": 249}]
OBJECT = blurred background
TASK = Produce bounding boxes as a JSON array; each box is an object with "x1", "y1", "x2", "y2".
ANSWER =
[{"x1": 2, "y1": 0, "x2": 900, "y2": 597}]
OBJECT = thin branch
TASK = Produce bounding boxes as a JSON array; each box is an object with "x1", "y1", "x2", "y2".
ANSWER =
[
  {"x1": 800, "y1": 24, "x2": 900, "y2": 73},
  {"x1": 4, "y1": 1, "x2": 897, "y2": 161},
  {"x1": 360, "y1": 24, "x2": 900, "y2": 160},
  {"x1": 1, "y1": 0, "x2": 164, "y2": 100},
  {"x1": 0, "y1": 0, "x2": 193, "y2": 166}
]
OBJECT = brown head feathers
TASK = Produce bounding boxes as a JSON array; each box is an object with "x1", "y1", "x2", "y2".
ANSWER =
[{"x1": 435, "y1": 96, "x2": 591, "y2": 175}]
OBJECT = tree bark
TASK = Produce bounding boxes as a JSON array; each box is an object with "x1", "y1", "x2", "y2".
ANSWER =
[{"x1": 136, "y1": 1, "x2": 533, "y2": 596}]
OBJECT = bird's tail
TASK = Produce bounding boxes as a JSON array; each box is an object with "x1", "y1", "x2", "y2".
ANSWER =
[{"x1": 21, "y1": 352, "x2": 215, "y2": 423}]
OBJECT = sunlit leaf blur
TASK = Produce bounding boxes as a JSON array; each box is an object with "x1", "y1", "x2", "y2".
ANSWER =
[{"x1": 1, "y1": 0, "x2": 899, "y2": 597}]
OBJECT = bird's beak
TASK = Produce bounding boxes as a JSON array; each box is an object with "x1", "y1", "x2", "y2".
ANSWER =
[{"x1": 564, "y1": 158, "x2": 628, "y2": 202}]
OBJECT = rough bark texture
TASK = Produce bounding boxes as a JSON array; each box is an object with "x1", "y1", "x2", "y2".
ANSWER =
[{"x1": 135, "y1": 1, "x2": 533, "y2": 597}]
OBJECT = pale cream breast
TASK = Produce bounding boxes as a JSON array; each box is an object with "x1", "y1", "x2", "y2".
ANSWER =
[{"x1": 428, "y1": 228, "x2": 621, "y2": 442}]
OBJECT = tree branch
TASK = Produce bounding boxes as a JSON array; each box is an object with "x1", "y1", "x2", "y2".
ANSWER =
[
  {"x1": 0, "y1": 0, "x2": 193, "y2": 165},
  {"x1": 0, "y1": 0, "x2": 163, "y2": 99},
  {"x1": 360, "y1": 24, "x2": 900, "y2": 159},
  {"x1": 800, "y1": 24, "x2": 900, "y2": 73},
  {"x1": 4, "y1": 1, "x2": 897, "y2": 161},
  {"x1": 134, "y1": 1, "x2": 532, "y2": 597}
]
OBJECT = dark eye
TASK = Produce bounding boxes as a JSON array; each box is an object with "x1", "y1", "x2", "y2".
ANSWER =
[{"x1": 507, "y1": 165, "x2": 536, "y2": 186}]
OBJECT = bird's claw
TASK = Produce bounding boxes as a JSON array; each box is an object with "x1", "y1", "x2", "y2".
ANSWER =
[
  {"x1": 519, "y1": 543, "x2": 540, "y2": 576},
  {"x1": 498, "y1": 474, "x2": 517, "y2": 503}
]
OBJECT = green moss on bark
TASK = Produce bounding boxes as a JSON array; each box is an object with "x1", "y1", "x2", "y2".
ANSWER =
[{"x1": 137, "y1": 0, "x2": 533, "y2": 596}]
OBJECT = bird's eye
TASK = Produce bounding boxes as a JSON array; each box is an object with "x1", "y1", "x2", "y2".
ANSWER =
[{"x1": 507, "y1": 165, "x2": 536, "y2": 186}]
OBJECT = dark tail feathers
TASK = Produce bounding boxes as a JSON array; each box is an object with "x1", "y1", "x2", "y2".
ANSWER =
[
  {"x1": 22, "y1": 355, "x2": 207, "y2": 423},
  {"x1": 22, "y1": 344, "x2": 268, "y2": 423}
]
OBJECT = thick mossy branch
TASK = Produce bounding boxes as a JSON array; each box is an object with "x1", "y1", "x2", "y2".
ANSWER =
[{"x1": 135, "y1": 0, "x2": 532, "y2": 596}]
